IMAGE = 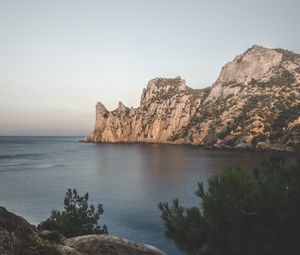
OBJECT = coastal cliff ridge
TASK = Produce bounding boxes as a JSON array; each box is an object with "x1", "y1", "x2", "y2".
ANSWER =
[{"x1": 83, "y1": 45, "x2": 300, "y2": 151}]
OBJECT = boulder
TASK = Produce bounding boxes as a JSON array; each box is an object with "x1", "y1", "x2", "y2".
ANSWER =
[{"x1": 59, "y1": 235, "x2": 166, "y2": 255}]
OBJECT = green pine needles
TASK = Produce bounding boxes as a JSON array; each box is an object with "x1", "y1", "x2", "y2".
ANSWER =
[
  {"x1": 159, "y1": 151, "x2": 300, "y2": 255},
  {"x1": 38, "y1": 189, "x2": 107, "y2": 238}
]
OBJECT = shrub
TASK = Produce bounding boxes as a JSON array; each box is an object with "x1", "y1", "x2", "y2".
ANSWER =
[
  {"x1": 159, "y1": 152, "x2": 300, "y2": 255},
  {"x1": 38, "y1": 189, "x2": 108, "y2": 238}
]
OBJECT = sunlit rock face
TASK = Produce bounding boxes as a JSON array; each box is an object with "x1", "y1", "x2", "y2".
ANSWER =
[
  {"x1": 89, "y1": 45, "x2": 300, "y2": 151},
  {"x1": 208, "y1": 45, "x2": 283, "y2": 100},
  {"x1": 92, "y1": 76, "x2": 205, "y2": 143}
]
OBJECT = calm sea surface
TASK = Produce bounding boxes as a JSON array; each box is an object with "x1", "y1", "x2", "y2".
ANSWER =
[{"x1": 0, "y1": 137, "x2": 269, "y2": 254}]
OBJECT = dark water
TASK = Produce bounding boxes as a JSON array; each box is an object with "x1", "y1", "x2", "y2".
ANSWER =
[{"x1": 0, "y1": 137, "x2": 268, "y2": 254}]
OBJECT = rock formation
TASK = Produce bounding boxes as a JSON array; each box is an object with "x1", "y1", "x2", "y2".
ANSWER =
[
  {"x1": 60, "y1": 235, "x2": 166, "y2": 255},
  {"x1": 0, "y1": 206, "x2": 37, "y2": 255},
  {"x1": 0, "y1": 206, "x2": 166, "y2": 255},
  {"x1": 85, "y1": 45, "x2": 300, "y2": 151}
]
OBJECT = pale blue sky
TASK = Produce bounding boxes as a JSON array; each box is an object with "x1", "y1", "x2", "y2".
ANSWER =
[{"x1": 0, "y1": 0, "x2": 299, "y2": 135}]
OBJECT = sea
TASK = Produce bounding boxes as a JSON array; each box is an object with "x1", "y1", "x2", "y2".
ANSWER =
[{"x1": 0, "y1": 136, "x2": 269, "y2": 255}]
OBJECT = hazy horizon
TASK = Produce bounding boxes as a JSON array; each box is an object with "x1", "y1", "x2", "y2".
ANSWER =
[{"x1": 1, "y1": 0, "x2": 300, "y2": 136}]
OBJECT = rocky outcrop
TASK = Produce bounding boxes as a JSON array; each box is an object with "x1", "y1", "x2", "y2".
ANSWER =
[
  {"x1": 58, "y1": 235, "x2": 166, "y2": 255},
  {"x1": 0, "y1": 206, "x2": 37, "y2": 255},
  {"x1": 87, "y1": 76, "x2": 206, "y2": 144},
  {"x1": 86, "y1": 45, "x2": 300, "y2": 151},
  {"x1": 0, "y1": 207, "x2": 166, "y2": 255}
]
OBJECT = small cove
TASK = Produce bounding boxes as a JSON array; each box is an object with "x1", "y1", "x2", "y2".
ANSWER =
[{"x1": 0, "y1": 137, "x2": 270, "y2": 254}]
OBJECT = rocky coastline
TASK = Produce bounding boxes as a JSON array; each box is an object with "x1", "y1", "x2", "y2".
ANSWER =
[
  {"x1": 0, "y1": 206, "x2": 166, "y2": 255},
  {"x1": 82, "y1": 45, "x2": 300, "y2": 151}
]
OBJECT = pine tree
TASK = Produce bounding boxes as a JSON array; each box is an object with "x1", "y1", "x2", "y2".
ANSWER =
[
  {"x1": 38, "y1": 189, "x2": 107, "y2": 237},
  {"x1": 159, "y1": 151, "x2": 300, "y2": 255}
]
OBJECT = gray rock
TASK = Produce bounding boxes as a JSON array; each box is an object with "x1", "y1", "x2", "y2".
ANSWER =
[
  {"x1": 0, "y1": 207, "x2": 167, "y2": 255},
  {"x1": 59, "y1": 235, "x2": 167, "y2": 255},
  {"x1": 80, "y1": 136, "x2": 92, "y2": 143},
  {"x1": 0, "y1": 206, "x2": 37, "y2": 255}
]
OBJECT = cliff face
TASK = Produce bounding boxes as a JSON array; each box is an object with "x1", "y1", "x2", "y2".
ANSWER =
[
  {"x1": 91, "y1": 77, "x2": 206, "y2": 143},
  {"x1": 88, "y1": 45, "x2": 300, "y2": 151}
]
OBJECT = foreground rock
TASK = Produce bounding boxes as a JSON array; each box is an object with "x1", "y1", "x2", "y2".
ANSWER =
[
  {"x1": 59, "y1": 235, "x2": 166, "y2": 255},
  {"x1": 85, "y1": 45, "x2": 300, "y2": 151},
  {"x1": 0, "y1": 206, "x2": 37, "y2": 255},
  {"x1": 0, "y1": 206, "x2": 166, "y2": 255}
]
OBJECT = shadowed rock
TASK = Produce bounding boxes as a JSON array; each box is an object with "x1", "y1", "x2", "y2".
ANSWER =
[
  {"x1": 0, "y1": 206, "x2": 37, "y2": 255},
  {"x1": 0, "y1": 206, "x2": 167, "y2": 255}
]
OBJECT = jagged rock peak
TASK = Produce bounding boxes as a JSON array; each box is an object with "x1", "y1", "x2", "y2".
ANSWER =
[
  {"x1": 219, "y1": 45, "x2": 282, "y2": 83},
  {"x1": 140, "y1": 76, "x2": 187, "y2": 105},
  {"x1": 117, "y1": 101, "x2": 127, "y2": 112},
  {"x1": 95, "y1": 102, "x2": 108, "y2": 130},
  {"x1": 248, "y1": 44, "x2": 269, "y2": 51},
  {"x1": 96, "y1": 102, "x2": 107, "y2": 114},
  {"x1": 207, "y1": 44, "x2": 300, "y2": 100}
]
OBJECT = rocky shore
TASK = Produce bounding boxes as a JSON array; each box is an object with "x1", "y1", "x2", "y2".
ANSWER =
[{"x1": 0, "y1": 206, "x2": 166, "y2": 255}]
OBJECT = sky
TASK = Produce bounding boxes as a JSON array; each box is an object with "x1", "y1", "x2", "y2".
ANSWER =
[{"x1": 0, "y1": 0, "x2": 300, "y2": 136}]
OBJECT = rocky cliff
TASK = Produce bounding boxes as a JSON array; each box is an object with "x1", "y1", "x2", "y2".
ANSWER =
[{"x1": 85, "y1": 45, "x2": 300, "y2": 151}]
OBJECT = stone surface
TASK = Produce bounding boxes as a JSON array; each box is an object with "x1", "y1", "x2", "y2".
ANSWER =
[
  {"x1": 86, "y1": 45, "x2": 300, "y2": 151},
  {"x1": 0, "y1": 207, "x2": 167, "y2": 255},
  {"x1": 59, "y1": 235, "x2": 166, "y2": 255},
  {"x1": 0, "y1": 206, "x2": 37, "y2": 255},
  {"x1": 91, "y1": 76, "x2": 206, "y2": 144}
]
